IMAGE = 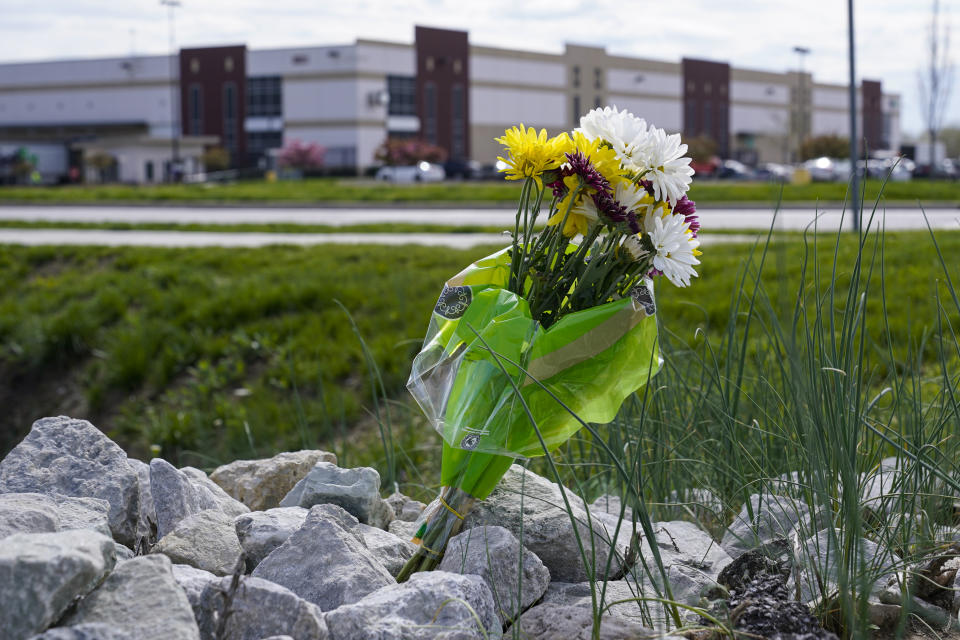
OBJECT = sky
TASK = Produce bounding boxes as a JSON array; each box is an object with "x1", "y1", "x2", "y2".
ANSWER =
[{"x1": 0, "y1": 0, "x2": 956, "y2": 138}]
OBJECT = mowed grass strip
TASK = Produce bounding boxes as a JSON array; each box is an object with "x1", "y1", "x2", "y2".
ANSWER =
[
  {"x1": 1, "y1": 177, "x2": 956, "y2": 206},
  {"x1": 2, "y1": 231, "x2": 958, "y2": 468}
]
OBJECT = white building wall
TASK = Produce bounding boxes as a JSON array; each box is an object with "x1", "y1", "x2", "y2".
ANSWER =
[
  {"x1": 606, "y1": 69, "x2": 681, "y2": 97},
  {"x1": 0, "y1": 85, "x2": 172, "y2": 127},
  {"x1": 730, "y1": 80, "x2": 789, "y2": 105},
  {"x1": 247, "y1": 45, "x2": 358, "y2": 77},
  {"x1": 730, "y1": 104, "x2": 790, "y2": 135},
  {"x1": 0, "y1": 54, "x2": 173, "y2": 87},
  {"x1": 283, "y1": 78, "x2": 359, "y2": 121},
  {"x1": 811, "y1": 110, "x2": 854, "y2": 137},
  {"x1": 471, "y1": 56, "x2": 565, "y2": 88},
  {"x1": 813, "y1": 87, "x2": 849, "y2": 110},
  {"x1": 356, "y1": 43, "x2": 415, "y2": 76},
  {"x1": 354, "y1": 77, "x2": 388, "y2": 121},
  {"x1": 605, "y1": 95, "x2": 682, "y2": 132},
  {"x1": 470, "y1": 87, "x2": 566, "y2": 127}
]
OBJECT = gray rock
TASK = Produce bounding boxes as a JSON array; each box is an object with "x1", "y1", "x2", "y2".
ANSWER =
[
  {"x1": 540, "y1": 581, "x2": 650, "y2": 626},
  {"x1": 512, "y1": 602, "x2": 656, "y2": 640},
  {"x1": 63, "y1": 554, "x2": 200, "y2": 640},
  {"x1": 790, "y1": 528, "x2": 897, "y2": 604},
  {"x1": 180, "y1": 467, "x2": 250, "y2": 519},
  {"x1": 388, "y1": 519, "x2": 418, "y2": 540},
  {"x1": 280, "y1": 461, "x2": 394, "y2": 529},
  {"x1": 197, "y1": 576, "x2": 329, "y2": 640},
  {"x1": 954, "y1": 560, "x2": 960, "y2": 615},
  {"x1": 234, "y1": 506, "x2": 308, "y2": 571},
  {"x1": 438, "y1": 525, "x2": 550, "y2": 625},
  {"x1": 0, "y1": 530, "x2": 116, "y2": 639},
  {"x1": 0, "y1": 416, "x2": 140, "y2": 546},
  {"x1": 386, "y1": 492, "x2": 426, "y2": 522},
  {"x1": 664, "y1": 487, "x2": 725, "y2": 521},
  {"x1": 590, "y1": 494, "x2": 632, "y2": 522},
  {"x1": 358, "y1": 523, "x2": 416, "y2": 577},
  {"x1": 127, "y1": 458, "x2": 157, "y2": 548},
  {"x1": 252, "y1": 504, "x2": 394, "y2": 611},
  {"x1": 324, "y1": 571, "x2": 500, "y2": 640},
  {"x1": 150, "y1": 458, "x2": 221, "y2": 539},
  {"x1": 152, "y1": 509, "x2": 244, "y2": 576},
  {"x1": 721, "y1": 493, "x2": 811, "y2": 559},
  {"x1": 29, "y1": 623, "x2": 135, "y2": 639},
  {"x1": 171, "y1": 564, "x2": 218, "y2": 624},
  {"x1": 462, "y1": 465, "x2": 626, "y2": 582},
  {"x1": 210, "y1": 450, "x2": 337, "y2": 512},
  {"x1": 50, "y1": 494, "x2": 113, "y2": 538},
  {"x1": 113, "y1": 542, "x2": 135, "y2": 562},
  {"x1": 0, "y1": 492, "x2": 60, "y2": 539}
]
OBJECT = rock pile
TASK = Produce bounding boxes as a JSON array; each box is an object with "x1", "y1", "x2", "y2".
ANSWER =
[{"x1": 3, "y1": 416, "x2": 960, "y2": 639}]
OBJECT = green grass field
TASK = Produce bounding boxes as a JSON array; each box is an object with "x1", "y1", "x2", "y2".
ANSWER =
[{"x1": 1, "y1": 177, "x2": 957, "y2": 206}]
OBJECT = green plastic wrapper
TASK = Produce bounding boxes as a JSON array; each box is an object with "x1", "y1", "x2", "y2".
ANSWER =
[{"x1": 407, "y1": 246, "x2": 662, "y2": 501}]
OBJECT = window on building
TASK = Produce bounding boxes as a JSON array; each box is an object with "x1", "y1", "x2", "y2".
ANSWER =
[
  {"x1": 684, "y1": 98, "x2": 697, "y2": 135},
  {"x1": 424, "y1": 82, "x2": 437, "y2": 144},
  {"x1": 595, "y1": 95, "x2": 603, "y2": 109},
  {"x1": 145, "y1": 161, "x2": 154, "y2": 182},
  {"x1": 387, "y1": 76, "x2": 416, "y2": 116},
  {"x1": 451, "y1": 84, "x2": 465, "y2": 160},
  {"x1": 572, "y1": 95, "x2": 581, "y2": 125},
  {"x1": 594, "y1": 68, "x2": 602, "y2": 89},
  {"x1": 188, "y1": 84, "x2": 203, "y2": 134},
  {"x1": 572, "y1": 66, "x2": 580, "y2": 88},
  {"x1": 246, "y1": 130, "x2": 283, "y2": 167},
  {"x1": 223, "y1": 82, "x2": 237, "y2": 155},
  {"x1": 703, "y1": 101, "x2": 712, "y2": 135},
  {"x1": 246, "y1": 76, "x2": 282, "y2": 117}
]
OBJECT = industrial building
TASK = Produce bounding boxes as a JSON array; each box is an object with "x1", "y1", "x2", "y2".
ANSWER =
[{"x1": 0, "y1": 26, "x2": 901, "y2": 183}]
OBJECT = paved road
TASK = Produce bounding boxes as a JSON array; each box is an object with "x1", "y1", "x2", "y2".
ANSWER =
[
  {"x1": 0, "y1": 204, "x2": 958, "y2": 231},
  {"x1": 0, "y1": 229, "x2": 756, "y2": 248}
]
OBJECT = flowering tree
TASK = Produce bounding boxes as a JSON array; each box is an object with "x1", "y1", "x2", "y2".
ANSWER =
[
  {"x1": 375, "y1": 138, "x2": 448, "y2": 166},
  {"x1": 277, "y1": 141, "x2": 326, "y2": 170}
]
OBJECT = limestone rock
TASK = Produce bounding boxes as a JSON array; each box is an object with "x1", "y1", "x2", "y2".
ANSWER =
[
  {"x1": 0, "y1": 416, "x2": 140, "y2": 546},
  {"x1": 50, "y1": 494, "x2": 112, "y2": 538},
  {"x1": 171, "y1": 564, "x2": 218, "y2": 625},
  {"x1": 462, "y1": 465, "x2": 626, "y2": 582},
  {"x1": 0, "y1": 492, "x2": 60, "y2": 539},
  {"x1": 150, "y1": 458, "x2": 220, "y2": 539},
  {"x1": 234, "y1": 506, "x2": 308, "y2": 571},
  {"x1": 358, "y1": 522, "x2": 416, "y2": 577},
  {"x1": 438, "y1": 525, "x2": 550, "y2": 625},
  {"x1": 790, "y1": 528, "x2": 896, "y2": 604},
  {"x1": 198, "y1": 576, "x2": 329, "y2": 640},
  {"x1": 386, "y1": 492, "x2": 426, "y2": 522},
  {"x1": 388, "y1": 519, "x2": 418, "y2": 540},
  {"x1": 540, "y1": 581, "x2": 650, "y2": 626},
  {"x1": 721, "y1": 493, "x2": 811, "y2": 559},
  {"x1": 29, "y1": 623, "x2": 136, "y2": 639},
  {"x1": 153, "y1": 509, "x2": 244, "y2": 576},
  {"x1": 180, "y1": 467, "x2": 250, "y2": 519},
  {"x1": 324, "y1": 571, "x2": 499, "y2": 640},
  {"x1": 0, "y1": 530, "x2": 116, "y2": 639},
  {"x1": 127, "y1": 458, "x2": 157, "y2": 548},
  {"x1": 512, "y1": 602, "x2": 656, "y2": 640},
  {"x1": 63, "y1": 555, "x2": 200, "y2": 640},
  {"x1": 280, "y1": 461, "x2": 394, "y2": 529},
  {"x1": 251, "y1": 504, "x2": 394, "y2": 611},
  {"x1": 210, "y1": 450, "x2": 336, "y2": 512}
]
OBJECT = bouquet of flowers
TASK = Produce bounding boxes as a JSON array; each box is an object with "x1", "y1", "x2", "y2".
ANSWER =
[{"x1": 397, "y1": 106, "x2": 701, "y2": 580}]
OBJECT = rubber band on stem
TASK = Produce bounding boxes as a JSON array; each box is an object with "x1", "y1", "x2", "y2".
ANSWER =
[
  {"x1": 438, "y1": 496, "x2": 465, "y2": 520},
  {"x1": 419, "y1": 544, "x2": 442, "y2": 557}
]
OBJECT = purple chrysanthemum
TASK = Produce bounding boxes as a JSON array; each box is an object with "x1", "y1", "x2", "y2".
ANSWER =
[
  {"x1": 673, "y1": 195, "x2": 699, "y2": 237},
  {"x1": 565, "y1": 151, "x2": 610, "y2": 193},
  {"x1": 639, "y1": 179, "x2": 655, "y2": 196}
]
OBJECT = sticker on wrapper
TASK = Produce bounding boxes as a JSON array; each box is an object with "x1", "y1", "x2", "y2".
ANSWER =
[
  {"x1": 434, "y1": 285, "x2": 472, "y2": 319},
  {"x1": 630, "y1": 281, "x2": 656, "y2": 316},
  {"x1": 459, "y1": 433, "x2": 481, "y2": 450}
]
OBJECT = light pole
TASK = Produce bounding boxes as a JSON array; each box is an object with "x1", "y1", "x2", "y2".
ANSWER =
[
  {"x1": 161, "y1": 0, "x2": 181, "y2": 182},
  {"x1": 847, "y1": 0, "x2": 860, "y2": 231},
  {"x1": 793, "y1": 46, "x2": 811, "y2": 163}
]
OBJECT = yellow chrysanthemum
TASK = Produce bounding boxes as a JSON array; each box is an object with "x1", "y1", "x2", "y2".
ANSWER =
[
  {"x1": 547, "y1": 191, "x2": 598, "y2": 237},
  {"x1": 495, "y1": 125, "x2": 569, "y2": 188},
  {"x1": 561, "y1": 131, "x2": 628, "y2": 188}
]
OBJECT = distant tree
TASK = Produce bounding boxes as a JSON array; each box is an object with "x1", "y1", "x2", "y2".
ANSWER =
[
  {"x1": 375, "y1": 138, "x2": 448, "y2": 166},
  {"x1": 11, "y1": 148, "x2": 36, "y2": 184},
  {"x1": 685, "y1": 136, "x2": 717, "y2": 163},
  {"x1": 918, "y1": 0, "x2": 954, "y2": 167},
  {"x1": 277, "y1": 140, "x2": 326, "y2": 171},
  {"x1": 86, "y1": 151, "x2": 117, "y2": 183},
  {"x1": 939, "y1": 126, "x2": 960, "y2": 157},
  {"x1": 800, "y1": 135, "x2": 850, "y2": 160},
  {"x1": 201, "y1": 146, "x2": 231, "y2": 172}
]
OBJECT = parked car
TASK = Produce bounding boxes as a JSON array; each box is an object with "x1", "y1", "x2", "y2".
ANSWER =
[
  {"x1": 716, "y1": 159, "x2": 756, "y2": 180},
  {"x1": 804, "y1": 157, "x2": 839, "y2": 182},
  {"x1": 375, "y1": 161, "x2": 446, "y2": 183},
  {"x1": 754, "y1": 162, "x2": 793, "y2": 182}
]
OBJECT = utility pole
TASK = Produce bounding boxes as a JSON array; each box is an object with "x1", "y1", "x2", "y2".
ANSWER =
[
  {"x1": 847, "y1": 0, "x2": 860, "y2": 231},
  {"x1": 161, "y1": 0, "x2": 181, "y2": 182},
  {"x1": 793, "y1": 46, "x2": 811, "y2": 163}
]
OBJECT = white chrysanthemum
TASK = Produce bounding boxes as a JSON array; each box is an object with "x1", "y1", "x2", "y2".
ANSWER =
[
  {"x1": 577, "y1": 105, "x2": 651, "y2": 173},
  {"x1": 613, "y1": 181, "x2": 648, "y2": 213},
  {"x1": 622, "y1": 234, "x2": 649, "y2": 262},
  {"x1": 643, "y1": 127, "x2": 694, "y2": 206},
  {"x1": 646, "y1": 211, "x2": 700, "y2": 287},
  {"x1": 571, "y1": 196, "x2": 601, "y2": 224}
]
